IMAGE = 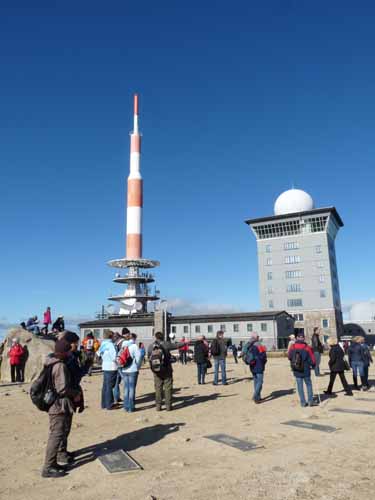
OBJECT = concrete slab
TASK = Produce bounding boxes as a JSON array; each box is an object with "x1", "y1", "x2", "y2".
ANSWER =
[
  {"x1": 330, "y1": 408, "x2": 375, "y2": 416},
  {"x1": 282, "y1": 420, "x2": 338, "y2": 433},
  {"x1": 98, "y1": 450, "x2": 142, "y2": 474},
  {"x1": 204, "y1": 434, "x2": 262, "y2": 452}
]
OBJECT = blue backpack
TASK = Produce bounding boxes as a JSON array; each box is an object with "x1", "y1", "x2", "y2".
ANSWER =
[{"x1": 242, "y1": 342, "x2": 255, "y2": 366}]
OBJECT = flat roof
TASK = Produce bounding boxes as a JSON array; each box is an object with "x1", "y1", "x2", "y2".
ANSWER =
[
  {"x1": 245, "y1": 207, "x2": 344, "y2": 228},
  {"x1": 79, "y1": 310, "x2": 293, "y2": 329}
]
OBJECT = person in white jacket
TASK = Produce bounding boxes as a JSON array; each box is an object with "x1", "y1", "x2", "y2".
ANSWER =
[
  {"x1": 97, "y1": 331, "x2": 117, "y2": 410},
  {"x1": 119, "y1": 336, "x2": 141, "y2": 413}
]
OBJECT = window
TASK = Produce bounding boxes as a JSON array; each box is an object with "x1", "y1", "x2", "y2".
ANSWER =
[
  {"x1": 285, "y1": 270, "x2": 302, "y2": 278},
  {"x1": 287, "y1": 298, "x2": 303, "y2": 307},
  {"x1": 253, "y1": 216, "x2": 328, "y2": 239},
  {"x1": 183, "y1": 325, "x2": 188, "y2": 334},
  {"x1": 261, "y1": 323, "x2": 267, "y2": 332},
  {"x1": 220, "y1": 324, "x2": 226, "y2": 332},
  {"x1": 287, "y1": 283, "x2": 302, "y2": 292},
  {"x1": 322, "y1": 319, "x2": 329, "y2": 329},
  {"x1": 319, "y1": 275, "x2": 325, "y2": 283},
  {"x1": 317, "y1": 261, "x2": 324, "y2": 268},
  {"x1": 285, "y1": 255, "x2": 301, "y2": 264},
  {"x1": 267, "y1": 272, "x2": 273, "y2": 280},
  {"x1": 320, "y1": 289, "x2": 326, "y2": 298},
  {"x1": 315, "y1": 245, "x2": 322, "y2": 254},
  {"x1": 266, "y1": 258, "x2": 272, "y2": 266},
  {"x1": 268, "y1": 300, "x2": 274, "y2": 308},
  {"x1": 233, "y1": 323, "x2": 239, "y2": 333},
  {"x1": 171, "y1": 326, "x2": 176, "y2": 333},
  {"x1": 93, "y1": 329, "x2": 100, "y2": 338},
  {"x1": 266, "y1": 244, "x2": 272, "y2": 253},
  {"x1": 267, "y1": 287, "x2": 273, "y2": 294},
  {"x1": 247, "y1": 323, "x2": 253, "y2": 332},
  {"x1": 195, "y1": 325, "x2": 201, "y2": 333},
  {"x1": 293, "y1": 314, "x2": 304, "y2": 321},
  {"x1": 207, "y1": 324, "x2": 213, "y2": 333},
  {"x1": 284, "y1": 241, "x2": 299, "y2": 250}
]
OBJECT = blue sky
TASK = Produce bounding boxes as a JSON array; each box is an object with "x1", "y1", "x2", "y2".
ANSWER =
[{"x1": 1, "y1": 1, "x2": 375, "y2": 333}]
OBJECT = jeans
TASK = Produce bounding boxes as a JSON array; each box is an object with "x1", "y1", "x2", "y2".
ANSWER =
[
  {"x1": 351, "y1": 361, "x2": 365, "y2": 378},
  {"x1": 113, "y1": 370, "x2": 122, "y2": 403},
  {"x1": 101, "y1": 370, "x2": 117, "y2": 409},
  {"x1": 122, "y1": 372, "x2": 137, "y2": 412},
  {"x1": 180, "y1": 351, "x2": 187, "y2": 364},
  {"x1": 197, "y1": 363, "x2": 207, "y2": 384},
  {"x1": 295, "y1": 376, "x2": 313, "y2": 406},
  {"x1": 214, "y1": 358, "x2": 227, "y2": 384},
  {"x1": 314, "y1": 352, "x2": 321, "y2": 376},
  {"x1": 252, "y1": 372, "x2": 264, "y2": 401}
]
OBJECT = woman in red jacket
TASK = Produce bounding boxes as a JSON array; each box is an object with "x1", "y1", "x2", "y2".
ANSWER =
[{"x1": 8, "y1": 338, "x2": 24, "y2": 382}]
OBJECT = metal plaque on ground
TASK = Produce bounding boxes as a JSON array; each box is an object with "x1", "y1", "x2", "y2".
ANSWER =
[
  {"x1": 282, "y1": 420, "x2": 338, "y2": 433},
  {"x1": 354, "y1": 398, "x2": 375, "y2": 402},
  {"x1": 204, "y1": 434, "x2": 262, "y2": 452},
  {"x1": 330, "y1": 408, "x2": 375, "y2": 416},
  {"x1": 98, "y1": 450, "x2": 142, "y2": 474}
]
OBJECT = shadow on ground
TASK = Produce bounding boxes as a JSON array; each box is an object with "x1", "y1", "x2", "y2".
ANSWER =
[{"x1": 70, "y1": 422, "x2": 185, "y2": 470}]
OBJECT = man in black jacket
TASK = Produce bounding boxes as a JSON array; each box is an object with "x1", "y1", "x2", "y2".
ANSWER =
[
  {"x1": 311, "y1": 327, "x2": 324, "y2": 376},
  {"x1": 211, "y1": 331, "x2": 228, "y2": 385}
]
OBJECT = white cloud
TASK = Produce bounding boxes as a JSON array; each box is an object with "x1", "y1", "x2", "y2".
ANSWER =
[
  {"x1": 343, "y1": 300, "x2": 375, "y2": 321},
  {"x1": 164, "y1": 297, "x2": 242, "y2": 315}
]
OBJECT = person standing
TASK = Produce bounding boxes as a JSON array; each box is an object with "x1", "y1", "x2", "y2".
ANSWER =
[
  {"x1": 179, "y1": 337, "x2": 189, "y2": 365},
  {"x1": 97, "y1": 331, "x2": 117, "y2": 410},
  {"x1": 43, "y1": 307, "x2": 52, "y2": 333},
  {"x1": 231, "y1": 344, "x2": 238, "y2": 364},
  {"x1": 244, "y1": 333, "x2": 267, "y2": 404},
  {"x1": 324, "y1": 337, "x2": 353, "y2": 396},
  {"x1": 211, "y1": 331, "x2": 228, "y2": 385},
  {"x1": 8, "y1": 338, "x2": 24, "y2": 382},
  {"x1": 348, "y1": 336, "x2": 367, "y2": 390},
  {"x1": 147, "y1": 331, "x2": 183, "y2": 411},
  {"x1": 82, "y1": 332, "x2": 99, "y2": 376},
  {"x1": 139, "y1": 341, "x2": 146, "y2": 365},
  {"x1": 288, "y1": 332, "x2": 318, "y2": 407},
  {"x1": 42, "y1": 333, "x2": 83, "y2": 478},
  {"x1": 19, "y1": 344, "x2": 29, "y2": 383},
  {"x1": 360, "y1": 336, "x2": 373, "y2": 389},
  {"x1": 287, "y1": 334, "x2": 295, "y2": 353},
  {"x1": 311, "y1": 327, "x2": 324, "y2": 376},
  {"x1": 118, "y1": 334, "x2": 141, "y2": 413},
  {"x1": 194, "y1": 335, "x2": 209, "y2": 384},
  {"x1": 112, "y1": 328, "x2": 129, "y2": 403}
]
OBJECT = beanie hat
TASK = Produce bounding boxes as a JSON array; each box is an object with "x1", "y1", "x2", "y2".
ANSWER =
[
  {"x1": 296, "y1": 332, "x2": 305, "y2": 339},
  {"x1": 61, "y1": 330, "x2": 80, "y2": 344}
]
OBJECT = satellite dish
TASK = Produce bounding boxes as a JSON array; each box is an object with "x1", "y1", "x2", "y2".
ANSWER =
[
  {"x1": 124, "y1": 298, "x2": 136, "y2": 307},
  {"x1": 135, "y1": 302, "x2": 143, "y2": 311}
]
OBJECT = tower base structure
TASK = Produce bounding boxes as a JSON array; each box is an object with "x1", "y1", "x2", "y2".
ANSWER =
[{"x1": 107, "y1": 258, "x2": 160, "y2": 315}]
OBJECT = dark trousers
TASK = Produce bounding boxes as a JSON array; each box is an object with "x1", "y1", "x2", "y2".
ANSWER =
[
  {"x1": 85, "y1": 351, "x2": 95, "y2": 376},
  {"x1": 44, "y1": 413, "x2": 73, "y2": 469},
  {"x1": 327, "y1": 371, "x2": 352, "y2": 394},
  {"x1": 364, "y1": 365, "x2": 370, "y2": 387},
  {"x1": 197, "y1": 363, "x2": 207, "y2": 384},
  {"x1": 133, "y1": 371, "x2": 139, "y2": 404},
  {"x1": 10, "y1": 364, "x2": 22, "y2": 383},
  {"x1": 101, "y1": 370, "x2": 117, "y2": 409},
  {"x1": 180, "y1": 351, "x2": 187, "y2": 364},
  {"x1": 153, "y1": 374, "x2": 173, "y2": 409}
]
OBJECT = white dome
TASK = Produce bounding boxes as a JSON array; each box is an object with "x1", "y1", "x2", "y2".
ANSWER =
[{"x1": 274, "y1": 189, "x2": 314, "y2": 216}]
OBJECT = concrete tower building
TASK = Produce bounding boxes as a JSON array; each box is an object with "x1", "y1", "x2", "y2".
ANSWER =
[
  {"x1": 107, "y1": 94, "x2": 160, "y2": 315},
  {"x1": 246, "y1": 189, "x2": 344, "y2": 340}
]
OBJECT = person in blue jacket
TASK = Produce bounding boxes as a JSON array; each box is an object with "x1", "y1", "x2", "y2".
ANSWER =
[
  {"x1": 97, "y1": 331, "x2": 117, "y2": 410},
  {"x1": 243, "y1": 333, "x2": 267, "y2": 404}
]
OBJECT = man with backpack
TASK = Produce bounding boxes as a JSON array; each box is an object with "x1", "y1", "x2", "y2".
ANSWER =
[
  {"x1": 242, "y1": 333, "x2": 267, "y2": 403},
  {"x1": 116, "y1": 331, "x2": 141, "y2": 412},
  {"x1": 41, "y1": 331, "x2": 83, "y2": 478},
  {"x1": 147, "y1": 331, "x2": 183, "y2": 411},
  {"x1": 288, "y1": 332, "x2": 318, "y2": 407},
  {"x1": 211, "y1": 330, "x2": 228, "y2": 385}
]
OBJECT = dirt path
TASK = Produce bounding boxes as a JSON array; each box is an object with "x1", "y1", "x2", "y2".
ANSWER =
[{"x1": 0, "y1": 357, "x2": 374, "y2": 500}]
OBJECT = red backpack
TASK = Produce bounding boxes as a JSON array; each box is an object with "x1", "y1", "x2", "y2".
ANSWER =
[{"x1": 116, "y1": 346, "x2": 133, "y2": 369}]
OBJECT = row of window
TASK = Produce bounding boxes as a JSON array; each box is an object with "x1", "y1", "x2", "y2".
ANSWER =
[
  {"x1": 268, "y1": 270, "x2": 326, "y2": 280},
  {"x1": 171, "y1": 323, "x2": 268, "y2": 334},
  {"x1": 268, "y1": 286, "x2": 327, "y2": 296},
  {"x1": 285, "y1": 255, "x2": 301, "y2": 264},
  {"x1": 254, "y1": 216, "x2": 328, "y2": 240}
]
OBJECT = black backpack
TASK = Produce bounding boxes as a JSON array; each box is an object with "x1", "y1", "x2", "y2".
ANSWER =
[
  {"x1": 210, "y1": 340, "x2": 220, "y2": 357},
  {"x1": 30, "y1": 364, "x2": 58, "y2": 412},
  {"x1": 291, "y1": 349, "x2": 305, "y2": 372},
  {"x1": 149, "y1": 343, "x2": 167, "y2": 373}
]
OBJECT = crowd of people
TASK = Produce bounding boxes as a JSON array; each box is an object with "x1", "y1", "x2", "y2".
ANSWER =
[
  {"x1": 21, "y1": 307, "x2": 65, "y2": 337},
  {"x1": 5, "y1": 322, "x2": 370, "y2": 478}
]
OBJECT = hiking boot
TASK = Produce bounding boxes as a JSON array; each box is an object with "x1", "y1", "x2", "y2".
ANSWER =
[
  {"x1": 308, "y1": 402, "x2": 319, "y2": 407},
  {"x1": 165, "y1": 406, "x2": 172, "y2": 411},
  {"x1": 344, "y1": 392, "x2": 353, "y2": 396},
  {"x1": 323, "y1": 391, "x2": 332, "y2": 395},
  {"x1": 41, "y1": 467, "x2": 67, "y2": 478},
  {"x1": 156, "y1": 405, "x2": 161, "y2": 411}
]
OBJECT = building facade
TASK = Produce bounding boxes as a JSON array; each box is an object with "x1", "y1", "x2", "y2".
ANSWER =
[
  {"x1": 246, "y1": 190, "x2": 344, "y2": 340},
  {"x1": 79, "y1": 310, "x2": 295, "y2": 350}
]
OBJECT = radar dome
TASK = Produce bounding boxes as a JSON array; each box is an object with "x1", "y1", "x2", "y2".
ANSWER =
[{"x1": 274, "y1": 189, "x2": 314, "y2": 216}]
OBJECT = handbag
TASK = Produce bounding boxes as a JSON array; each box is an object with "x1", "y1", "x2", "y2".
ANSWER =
[
  {"x1": 206, "y1": 359, "x2": 212, "y2": 369},
  {"x1": 343, "y1": 359, "x2": 350, "y2": 371}
]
